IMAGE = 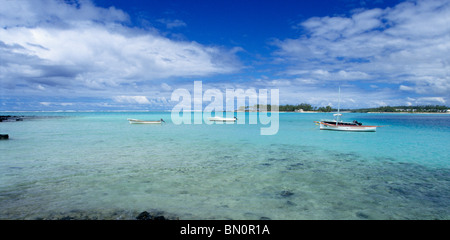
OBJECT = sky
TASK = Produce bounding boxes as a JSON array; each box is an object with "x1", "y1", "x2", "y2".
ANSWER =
[{"x1": 0, "y1": 0, "x2": 449, "y2": 111}]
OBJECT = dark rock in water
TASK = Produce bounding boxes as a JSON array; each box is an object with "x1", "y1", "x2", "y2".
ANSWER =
[
  {"x1": 60, "y1": 216, "x2": 75, "y2": 220},
  {"x1": 280, "y1": 190, "x2": 294, "y2": 197},
  {"x1": 0, "y1": 134, "x2": 8, "y2": 140},
  {"x1": 356, "y1": 212, "x2": 370, "y2": 219},
  {"x1": 388, "y1": 186, "x2": 410, "y2": 196},
  {"x1": 153, "y1": 215, "x2": 166, "y2": 221},
  {"x1": 259, "y1": 217, "x2": 271, "y2": 220},
  {"x1": 286, "y1": 200, "x2": 297, "y2": 206},
  {"x1": 287, "y1": 162, "x2": 304, "y2": 170},
  {"x1": 136, "y1": 211, "x2": 152, "y2": 220},
  {"x1": 136, "y1": 211, "x2": 167, "y2": 220},
  {"x1": 0, "y1": 115, "x2": 23, "y2": 122}
]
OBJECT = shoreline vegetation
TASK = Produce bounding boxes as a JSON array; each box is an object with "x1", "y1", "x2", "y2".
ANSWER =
[{"x1": 235, "y1": 104, "x2": 450, "y2": 114}]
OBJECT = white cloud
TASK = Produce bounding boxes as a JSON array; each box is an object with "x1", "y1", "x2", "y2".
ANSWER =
[
  {"x1": 402, "y1": 96, "x2": 446, "y2": 106},
  {"x1": 39, "y1": 102, "x2": 74, "y2": 106},
  {"x1": 399, "y1": 85, "x2": 414, "y2": 91},
  {"x1": 0, "y1": 0, "x2": 129, "y2": 28},
  {"x1": 113, "y1": 96, "x2": 151, "y2": 104},
  {"x1": 161, "y1": 83, "x2": 173, "y2": 91},
  {"x1": 39, "y1": 102, "x2": 51, "y2": 106},
  {"x1": 0, "y1": 0, "x2": 241, "y2": 96},
  {"x1": 157, "y1": 19, "x2": 187, "y2": 29},
  {"x1": 415, "y1": 97, "x2": 446, "y2": 105},
  {"x1": 275, "y1": 0, "x2": 450, "y2": 96},
  {"x1": 239, "y1": 76, "x2": 405, "y2": 108}
]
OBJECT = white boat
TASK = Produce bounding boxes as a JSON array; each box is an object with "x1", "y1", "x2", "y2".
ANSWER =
[
  {"x1": 128, "y1": 118, "x2": 165, "y2": 124},
  {"x1": 314, "y1": 118, "x2": 378, "y2": 132},
  {"x1": 208, "y1": 116, "x2": 237, "y2": 122},
  {"x1": 314, "y1": 87, "x2": 380, "y2": 132}
]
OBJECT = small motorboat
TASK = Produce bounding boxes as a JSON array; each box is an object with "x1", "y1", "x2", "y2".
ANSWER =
[
  {"x1": 208, "y1": 116, "x2": 237, "y2": 122},
  {"x1": 127, "y1": 118, "x2": 165, "y2": 124}
]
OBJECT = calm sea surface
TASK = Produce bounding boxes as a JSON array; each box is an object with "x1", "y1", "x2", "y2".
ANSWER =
[{"x1": 1, "y1": 112, "x2": 449, "y2": 219}]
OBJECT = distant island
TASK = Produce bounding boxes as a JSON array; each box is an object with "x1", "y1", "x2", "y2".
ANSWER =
[
  {"x1": 237, "y1": 104, "x2": 450, "y2": 113},
  {"x1": 349, "y1": 105, "x2": 450, "y2": 113}
]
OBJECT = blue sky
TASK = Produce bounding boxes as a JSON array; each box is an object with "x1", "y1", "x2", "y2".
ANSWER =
[{"x1": 1, "y1": 0, "x2": 449, "y2": 111}]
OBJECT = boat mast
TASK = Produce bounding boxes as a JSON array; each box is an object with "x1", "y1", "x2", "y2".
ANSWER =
[
  {"x1": 338, "y1": 85, "x2": 341, "y2": 114},
  {"x1": 336, "y1": 86, "x2": 341, "y2": 124}
]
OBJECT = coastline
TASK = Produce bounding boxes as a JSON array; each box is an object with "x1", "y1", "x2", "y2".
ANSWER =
[
  {"x1": 2, "y1": 110, "x2": 449, "y2": 114},
  {"x1": 234, "y1": 111, "x2": 450, "y2": 114},
  {"x1": 366, "y1": 112, "x2": 450, "y2": 114}
]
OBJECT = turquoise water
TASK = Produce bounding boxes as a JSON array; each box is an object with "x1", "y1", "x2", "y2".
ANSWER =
[{"x1": 1, "y1": 112, "x2": 449, "y2": 219}]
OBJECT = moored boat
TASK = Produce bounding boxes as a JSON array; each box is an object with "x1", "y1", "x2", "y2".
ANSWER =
[
  {"x1": 314, "y1": 118, "x2": 378, "y2": 132},
  {"x1": 208, "y1": 116, "x2": 237, "y2": 122},
  {"x1": 315, "y1": 87, "x2": 380, "y2": 132},
  {"x1": 128, "y1": 118, "x2": 165, "y2": 124}
]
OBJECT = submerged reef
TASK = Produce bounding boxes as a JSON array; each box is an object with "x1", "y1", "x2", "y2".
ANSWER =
[{"x1": 25, "y1": 209, "x2": 179, "y2": 220}]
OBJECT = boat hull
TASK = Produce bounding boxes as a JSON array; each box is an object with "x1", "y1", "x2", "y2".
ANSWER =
[
  {"x1": 129, "y1": 121, "x2": 162, "y2": 124},
  {"x1": 127, "y1": 118, "x2": 163, "y2": 124},
  {"x1": 208, "y1": 117, "x2": 237, "y2": 122},
  {"x1": 316, "y1": 122, "x2": 377, "y2": 132}
]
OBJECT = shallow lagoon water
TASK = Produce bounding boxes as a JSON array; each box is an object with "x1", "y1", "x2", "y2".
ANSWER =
[{"x1": 0, "y1": 112, "x2": 449, "y2": 219}]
